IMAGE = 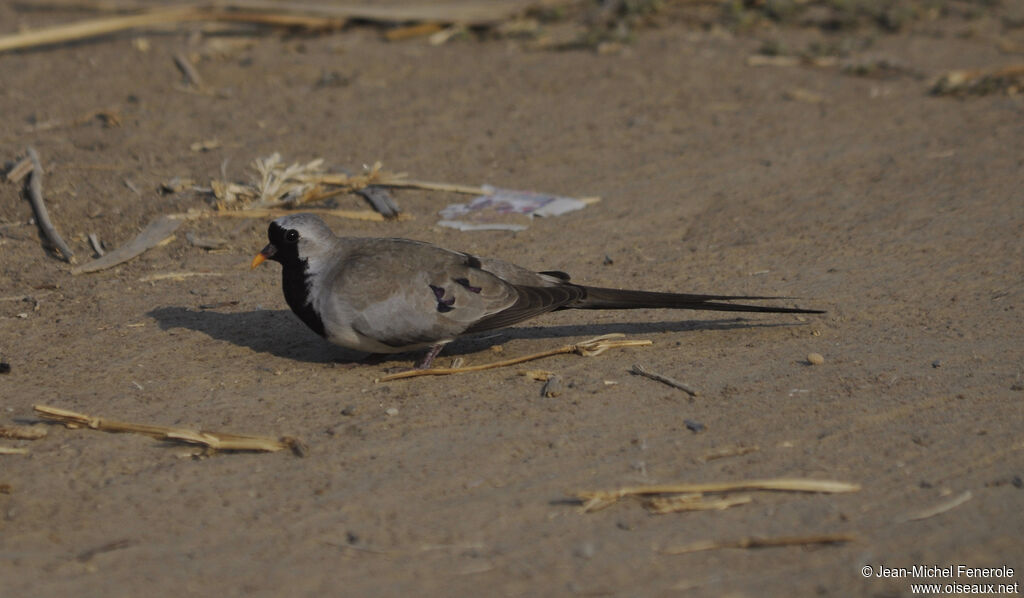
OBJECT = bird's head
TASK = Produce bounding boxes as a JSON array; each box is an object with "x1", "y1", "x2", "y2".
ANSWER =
[{"x1": 251, "y1": 213, "x2": 337, "y2": 270}]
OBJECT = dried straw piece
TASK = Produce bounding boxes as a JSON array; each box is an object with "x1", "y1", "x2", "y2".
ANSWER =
[
  {"x1": 931, "y1": 65, "x2": 1024, "y2": 96},
  {"x1": 662, "y1": 533, "x2": 856, "y2": 554},
  {"x1": 0, "y1": 6, "x2": 199, "y2": 53},
  {"x1": 209, "y1": 207, "x2": 404, "y2": 222},
  {"x1": 700, "y1": 445, "x2": 759, "y2": 462},
  {"x1": 575, "y1": 478, "x2": 861, "y2": 513},
  {"x1": 0, "y1": 4, "x2": 360, "y2": 54},
  {"x1": 904, "y1": 490, "x2": 973, "y2": 521},
  {"x1": 384, "y1": 22, "x2": 443, "y2": 42},
  {"x1": 376, "y1": 334, "x2": 652, "y2": 382},
  {"x1": 33, "y1": 404, "x2": 305, "y2": 456},
  {"x1": 5, "y1": 156, "x2": 33, "y2": 183},
  {"x1": 0, "y1": 426, "x2": 48, "y2": 440},
  {"x1": 138, "y1": 271, "x2": 223, "y2": 282},
  {"x1": 646, "y1": 494, "x2": 752, "y2": 514},
  {"x1": 0, "y1": 446, "x2": 30, "y2": 455},
  {"x1": 0, "y1": 0, "x2": 525, "y2": 48}
]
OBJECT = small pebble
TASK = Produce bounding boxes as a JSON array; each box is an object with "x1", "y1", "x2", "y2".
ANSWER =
[
  {"x1": 684, "y1": 419, "x2": 706, "y2": 433},
  {"x1": 807, "y1": 352, "x2": 825, "y2": 365},
  {"x1": 574, "y1": 542, "x2": 596, "y2": 559},
  {"x1": 541, "y1": 375, "x2": 562, "y2": 398},
  {"x1": 384, "y1": 407, "x2": 398, "y2": 416}
]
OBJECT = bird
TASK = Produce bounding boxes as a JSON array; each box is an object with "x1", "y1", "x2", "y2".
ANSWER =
[{"x1": 251, "y1": 213, "x2": 823, "y2": 368}]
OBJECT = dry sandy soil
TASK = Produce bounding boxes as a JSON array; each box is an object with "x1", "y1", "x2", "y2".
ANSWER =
[{"x1": 1, "y1": 1, "x2": 1022, "y2": 596}]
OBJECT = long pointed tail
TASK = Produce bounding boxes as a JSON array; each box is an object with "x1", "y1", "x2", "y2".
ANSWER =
[{"x1": 574, "y1": 286, "x2": 824, "y2": 314}]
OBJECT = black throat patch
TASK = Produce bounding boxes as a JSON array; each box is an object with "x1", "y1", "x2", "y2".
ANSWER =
[
  {"x1": 281, "y1": 260, "x2": 326, "y2": 337},
  {"x1": 266, "y1": 222, "x2": 327, "y2": 338}
]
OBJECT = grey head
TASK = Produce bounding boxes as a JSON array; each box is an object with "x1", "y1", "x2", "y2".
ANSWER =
[{"x1": 252, "y1": 213, "x2": 339, "y2": 272}]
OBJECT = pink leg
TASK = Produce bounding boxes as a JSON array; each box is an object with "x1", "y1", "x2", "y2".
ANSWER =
[{"x1": 415, "y1": 344, "x2": 445, "y2": 369}]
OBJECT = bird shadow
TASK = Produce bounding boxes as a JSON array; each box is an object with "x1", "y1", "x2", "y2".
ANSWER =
[
  {"x1": 148, "y1": 306, "x2": 805, "y2": 365},
  {"x1": 148, "y1": 307, "x2": 349, "y2": 364},
  {"x1": 444, "y1": 318, "x2": 801, "y2": 356}
]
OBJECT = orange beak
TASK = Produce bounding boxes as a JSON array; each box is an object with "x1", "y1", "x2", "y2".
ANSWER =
[{"x1": 250, "y1": 244, "x2": 276, "y2": 269}]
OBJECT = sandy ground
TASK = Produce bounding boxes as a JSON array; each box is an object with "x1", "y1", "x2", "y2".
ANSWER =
[{"x1": 1, "y1": 1, "x2": 1023, "y2": 596}]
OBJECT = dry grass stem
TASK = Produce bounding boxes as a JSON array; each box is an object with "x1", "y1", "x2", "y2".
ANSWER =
[
  {"x1": 206, "y1": 208, "x2": 403, "y2": 222},
  {"x1": 215, "y1": 154, "x2": 587, "y2": 211},
  {"x1": 746, "y1": 55, "x2": 838, "y2": 68},
  {"x1": 700, "y1": 445, "x2": 760, "y2": 461},
  {"x1": 932, "y1": 65, "x2": 1024, "y2": 96},
  {"x1": 904, "y1": 490, "x2": 973, "y2": 521},
  {"x1": 138, "y1": 271, "x2": 224, "y2": 282},
  {"x1": 0, "y1": 446, "x2": 30, "y2": 455},
  {"x1": 0, "y1": 426, "x2": 48, "y2": 440},
  {"x1": 575, "y1": 478, "x2": 861, "y2": 512},
  {"x1": 76, "y1": 539, "x2": 136, "y2": 562},
  {"x1": 384, "y1": 22, "x2": 443, "y2": 42},
  {"x1": 0, "y1": 2, "x2": 527, "y2": 53},
  {"x1": 662, "y1": 533, "x2": 857, "y2": 554},
  {"x1": 0, "y1": 6, "x2": 199, "y2": 53},
  {"x1": 33, "y1": 404, "x2": 305, "y2": 456},
  {"x1": 376, "y1": 334, "x2": 652, "y2": 382}
]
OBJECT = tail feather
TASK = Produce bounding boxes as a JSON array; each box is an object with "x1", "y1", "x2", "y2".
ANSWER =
[
  {"x1": 465, "y1": 283, "x2": 824, "y2": 335},
  {"x1": 574, "y1": 286, "x2": 824, "y2": 314}
]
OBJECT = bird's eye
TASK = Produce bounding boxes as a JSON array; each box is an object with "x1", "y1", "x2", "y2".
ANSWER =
[{"x1": 284, "y1": 229, "x2": 300, "y2": 244}]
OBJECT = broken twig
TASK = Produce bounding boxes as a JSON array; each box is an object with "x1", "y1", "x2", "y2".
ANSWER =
[
  {"x1": 33, "y1": 404, "x2": 305, "y2": 455},
  {"x1": 173, "y1": 51, "x2": 205, "y2": 89},
  {"x1": 376, "y1": 334, "x2": 652, "y2": 382},
  {"x1": 630, "y1": 363, "x2": 698, "y2": 396},
  {"x1": 25, "y1": 147, "x2": 76, "y2": 263}
]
